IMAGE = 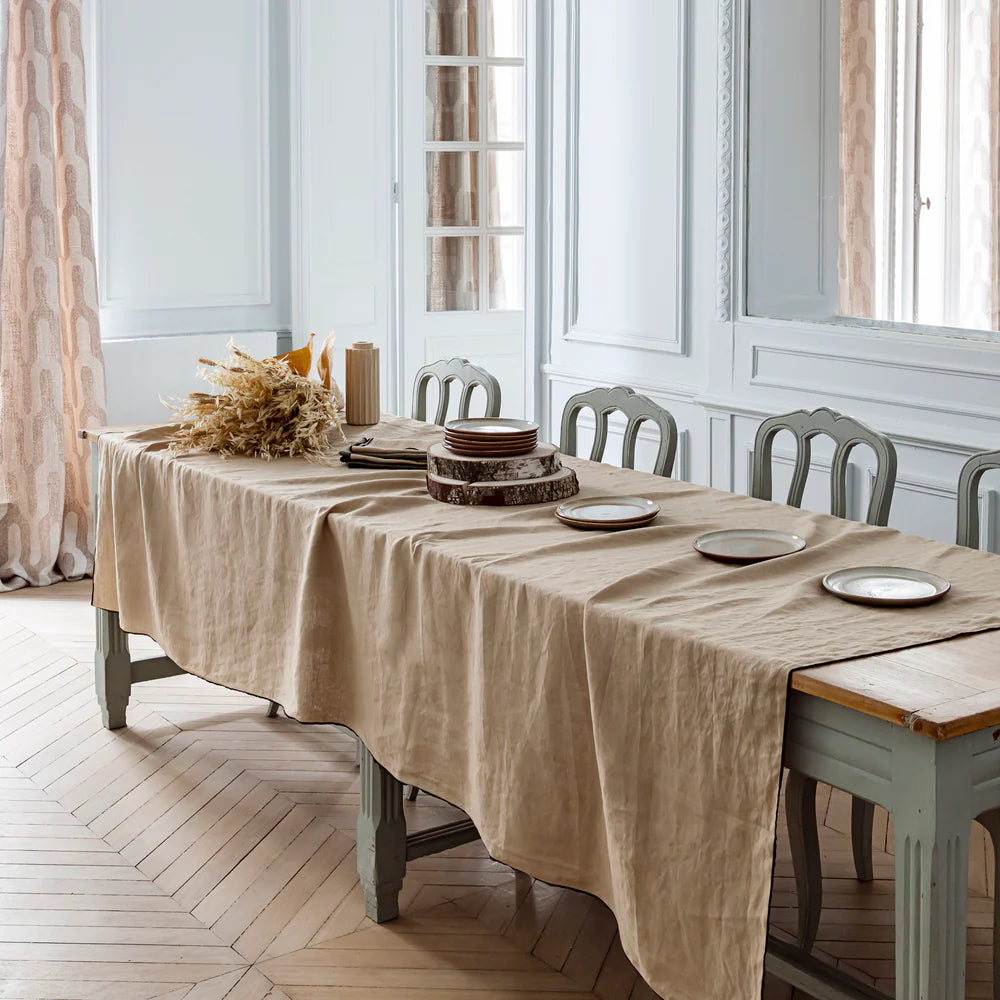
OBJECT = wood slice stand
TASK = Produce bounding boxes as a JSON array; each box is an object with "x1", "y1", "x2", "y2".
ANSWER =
[
  {"x1": 427, "y1": 467, "x2": 579, "y2": 506},
  {"x1": 426, "y1": 442, "x2": 561, "y2": 483}
]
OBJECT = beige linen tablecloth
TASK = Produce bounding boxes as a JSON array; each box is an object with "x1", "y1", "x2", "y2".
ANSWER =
[{"x1": 93, "y1": 416, "x2": 1000, "y2": 1000}]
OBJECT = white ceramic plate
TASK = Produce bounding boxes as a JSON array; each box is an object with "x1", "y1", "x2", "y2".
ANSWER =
[
  {"x1": 822, "y1": 566, "x2": 951, "y2": 607},
  {"x1": 556, "y1": 496, "x2": 660, "y2": 526},
  {"x1": 556, "y1": 511, "x2": 657, "y2": 532},
  {"x1": 445, "y1": 418, "x2": 539, "y2": 436},
  {"x1": 443, "y1": 441, "x2": 538, "y2": 457},
  {"x1": 693, "y1": 528, "x2": 806, "y2": 563}
]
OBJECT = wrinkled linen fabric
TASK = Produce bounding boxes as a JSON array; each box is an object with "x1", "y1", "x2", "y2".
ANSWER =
[{"x1": 93, "y1": 416, "x2": 1000, "y2": 1000}]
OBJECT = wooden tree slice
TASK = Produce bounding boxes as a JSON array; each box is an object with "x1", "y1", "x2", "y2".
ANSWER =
[
  {"x1": 427, "y1": 467, "x2": 579, "y2": 506},
  {"x1": 426, "y1": 442, "x2": 560, "y2": 483}
]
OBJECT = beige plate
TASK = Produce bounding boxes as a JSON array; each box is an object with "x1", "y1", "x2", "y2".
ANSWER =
[
  {"x1": 556, "y1": 511, "x2": 657, "y2": 531},
  {"x1": 444, "y1": 442, "x2": 537, "y2": 457},
  {"x1": 445, "y1": 428, "x2": 537, "y2": 439},
  {"x1": 822, "y1": 566, "x2": 951, "y2": 607},
  {"x1": 445, "y1": 418, "x2": 539, "y2": 436},
  {"x1": 694, "y1": 528, "x2": 806, "y2": 563},
  {"x1": 556, "y1": 496, "x2": 660, "y2": 526},
  {"x1": 446, "y1": 427, "x2": 537, "y2": 437},
  {"x1": 445, "y1": 436, "x2": 538, "y2": 448}
]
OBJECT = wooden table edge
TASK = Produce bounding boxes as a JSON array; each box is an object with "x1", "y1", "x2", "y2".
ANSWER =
[
  {"x1": 790, "y1": 672, "x2": 910, "y2": 729},
  {"x1": 79, "y1": 424, "x2": 153, "y2": 440}
]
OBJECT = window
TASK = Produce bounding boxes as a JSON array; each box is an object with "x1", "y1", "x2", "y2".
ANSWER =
[
  {"x1": 423, "y1": 0, "x2": 526, "y2": 313},
  {"x1": 746, "y1": 0, "x2": 1000, "y2": 337},
  {"x1": 842, "y1": 0, "x2": 1000, "y2": 331}
]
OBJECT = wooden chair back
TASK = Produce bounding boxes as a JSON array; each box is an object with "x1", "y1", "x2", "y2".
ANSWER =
[
  {"x1": 411, "y1": 358, "x2": 502, "y2": 426},
  {"x1": 751, "y1": 407, "x2": 897, "y2": 526},
  {"x1": 956, "y1": 450, "x2": 1000, "y2": 548},
  {"x1": 559, "y1": 386, "x2": 678, "y2": 477}
]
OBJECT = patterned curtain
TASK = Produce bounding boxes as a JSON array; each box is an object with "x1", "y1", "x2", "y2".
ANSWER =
[
  {"x1": 838, "y1": 0, "x2": 877, "y2": 319},
  {"x1": 0, "y1": 0, "x2": 106, "y2": 590}
]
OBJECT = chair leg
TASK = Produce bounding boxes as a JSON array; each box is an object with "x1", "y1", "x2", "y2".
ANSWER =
[
  {"x1": 785, "y1": 769, "x2": 822, "y2": 952},
  {"x1": 850, "y1": 795, "x2": 875, "y2": 882},
  {"x1": 975, "y1": 807, "x2": 1000, "y2": 1000},
  {"x1": 407, "y1": 785, "x2": 419, "y2": 802},
  {"x1": 266, "y1": 701, "x2": 279, "y2": 718}
]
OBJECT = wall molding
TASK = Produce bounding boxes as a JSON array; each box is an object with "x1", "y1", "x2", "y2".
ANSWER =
[
  {"x1": 695, "y1": 391, "x2": 1000, "y2": 456},
  {"x1": 95, "y1": 0, "x2": 272, "y2": 311},
  {"x1": 750, "y1": 344, "x2": 1000, "y2": 423},
  {"x1": 289, "y1": 0, "x2": 311, "y2": 338},
  {"x1": 559, "y1": 0, "x2": 688, "y2": 355},
  {"x1": 541, "y1": 362, "x2": 701, "y2": 403},
  {"x1": 715, "y1": 0, "x2": 738, "y2": 323}
]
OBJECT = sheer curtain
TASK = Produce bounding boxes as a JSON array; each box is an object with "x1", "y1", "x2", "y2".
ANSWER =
[
  {"x1": 425, "y1": 0, "x2": 504, "y2": 312},
  {"x1": 838, "y1": 0, "x2": 877, "y2": 320},
  {"x1": 959, "y1": 0, "x2": 1000, "y2": 332},
  {"x1": 991, "y1": 0, "x2": 999, "y2": 330},
  {"x1": 0, "y1": 0, "x2": 106, "y2": 591}
]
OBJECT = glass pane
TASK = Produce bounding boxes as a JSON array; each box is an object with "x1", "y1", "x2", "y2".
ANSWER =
[
  {"x1": 427, "y1": 236, "x2": 480, "y2": 311},
  {"x1": 489, "y1": 235, "x2": 523, "y2": 310},
  {"x1": 487, "y1": 150, "x2": 523, "y2": 227},
  {"x1": 425, "y1": 0, "x2": 477, "y2": 57},
  {"x1": 486, "y1": 0, "x2": 523, "y2": 57},
  {"x1": 425, "y1": 66, "x2": 479, "y2": 141},
  {"x1": 487, "y1": 66, "x2": 524, "y2": 141},
  {"x1": 426, "y1": 152, "x2": 479, "y2": 227}
]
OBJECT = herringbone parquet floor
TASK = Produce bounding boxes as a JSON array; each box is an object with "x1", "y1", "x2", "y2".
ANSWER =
[{"x1": 0, "y1": 582, "x2": 995, "y2": 999}]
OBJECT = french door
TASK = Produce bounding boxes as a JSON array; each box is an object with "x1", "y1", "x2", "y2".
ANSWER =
[{"x1": 397, "y1": 0, "x2": 527, "y2": 419}]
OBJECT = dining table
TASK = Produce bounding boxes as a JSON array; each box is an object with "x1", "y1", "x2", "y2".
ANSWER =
[{"x1": 82, "y1": 415, "x2": 1000, "y2": 1000}]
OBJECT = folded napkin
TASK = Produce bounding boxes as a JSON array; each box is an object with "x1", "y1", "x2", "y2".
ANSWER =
[{"x1": 339, "y1": 437, "x2": 427, "y2": 470}]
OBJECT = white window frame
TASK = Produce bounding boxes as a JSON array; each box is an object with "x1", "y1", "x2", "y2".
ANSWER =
[{"x1": 423, "y1": 0, "x2": 526, "y2": 314}]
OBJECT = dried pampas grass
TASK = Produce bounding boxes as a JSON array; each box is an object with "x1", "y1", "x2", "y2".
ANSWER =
[{"x1": 166, "y1": 342, "x2": 345, "y2": 460}]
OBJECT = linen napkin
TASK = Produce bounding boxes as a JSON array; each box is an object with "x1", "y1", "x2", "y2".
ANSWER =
[{"x1": 339, "y1": 436, "x2": 427, "y2": 470}]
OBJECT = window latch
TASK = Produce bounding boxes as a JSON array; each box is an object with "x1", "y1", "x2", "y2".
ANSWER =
[{"x1": 914, "y1": 190, "x2": 931, "y2": 217}]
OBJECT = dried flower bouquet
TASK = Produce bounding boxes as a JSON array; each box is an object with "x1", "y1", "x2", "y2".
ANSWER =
[{"x1": 167, "y1": 341, "x2": 345, "y2": 460}]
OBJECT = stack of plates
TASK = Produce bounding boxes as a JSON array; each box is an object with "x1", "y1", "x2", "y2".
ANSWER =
[
  {"x1": 444, "y1": 418, "x2": 539, "y2": 457},
  {"x1": 555, "y1": 496, "x2": 660, "y2": 530}
]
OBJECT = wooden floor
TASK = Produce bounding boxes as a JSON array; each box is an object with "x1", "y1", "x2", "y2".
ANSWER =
[{"x1": 0, "y1": 582, "x2": 995, "y2": 999}]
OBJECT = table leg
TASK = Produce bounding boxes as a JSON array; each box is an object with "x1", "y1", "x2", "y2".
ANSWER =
[
  {"x1": 784, "y1": 769, "x2": 821, "y2": 951},
  {"x1": 95, "y1": 608, "x2": 131, "y2": 730},
  {"x1": 893, "y1": 735, "x2": 970, "y2": 1000},
  {"x1": 356, "y1": 741, "x2": 406, "y2": 922}
]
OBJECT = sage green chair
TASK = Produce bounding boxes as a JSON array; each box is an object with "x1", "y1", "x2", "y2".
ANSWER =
[
  {"x1": 559, "y1": 385, "x2": 678, "y2": 477},
  {"x1": 751, "y1": 406, "x2": 896, "y2": 525},
  {"x1": 752, "y1": 407, "x2": 897, "y2": 953},
  {"x1": 412, "y1": 358, "x2": 501, "y2": 425},
  {"x1": 957, "y1": 450, "x2": 1000, "y2": 549}
]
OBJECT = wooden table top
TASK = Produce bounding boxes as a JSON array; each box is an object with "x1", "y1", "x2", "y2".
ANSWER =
[
  {"x1": 793, "y1": 630, "x2": 1000, "y2": 741},
  {"x1": 83, "y1": 422, "x2": 1000, "y2": 742}
]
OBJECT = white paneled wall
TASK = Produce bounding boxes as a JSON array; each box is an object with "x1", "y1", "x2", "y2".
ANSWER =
[
  {"x1": 290, "y1": 0, "x2": 394, "y2": 407},
  {"x1": 88, "y1": 0, "x2": 291, "y2": 423},
  {"x1": 101, "y1": 332, "x2": 285, "y2": 426},
  {"x1": 87, "y1": 0, "x2": 1000, "y2": 550},
  {"x1": 539, "y1": 0, "x2": 1000, "y2": 553}
]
